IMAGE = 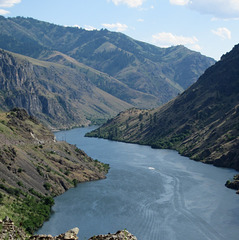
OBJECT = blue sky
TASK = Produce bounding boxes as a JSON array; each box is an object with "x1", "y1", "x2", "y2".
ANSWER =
[{"x1": 0, "y1": 0, "x2": 239, "y2": 60}]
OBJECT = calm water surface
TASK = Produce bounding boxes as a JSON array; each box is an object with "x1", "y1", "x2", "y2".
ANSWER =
[{"x1": 37, "y1": 127, "x2": 239, "y2": 240}]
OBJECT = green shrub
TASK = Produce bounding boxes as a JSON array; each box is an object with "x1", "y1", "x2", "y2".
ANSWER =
[
  {"x1": 0, "y1": 192, "x2": 3, "y2": 204},
  {"x1": 36, "y1": 166, "x2": 44, "y2": 176},
  {"x1": 13, "y1": 195, "x2": 55, "y2": 234},
  {"x1": 64, "y1": 169, "x2": 70, "y2": 176},
  {"x1": 72, "y1": 179, "x2": 78, "y2": 187},
  {"x1": 0, "y1": 184, "x2": 21, "y2": 197},
  {"x1": 43, "y1": 182, "x2": 51, "y2": 191},
  {"x1": 17, "y1": 181, "x2": 24, "y2": 187}
]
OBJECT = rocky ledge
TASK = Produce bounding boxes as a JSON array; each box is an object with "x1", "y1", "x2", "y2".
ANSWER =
[
  {"x1": 0, "y1": 217, "x2": 137, "y2": 240},
  {"x1": 225, "y1": 174, "x2": 239, "y2": 194},
  {"x1": 88, "y1": 230, "x2": 137, "y2": 240},
  {"x1": 30, "y1": 228, "x2": 79, "y2": 240}
]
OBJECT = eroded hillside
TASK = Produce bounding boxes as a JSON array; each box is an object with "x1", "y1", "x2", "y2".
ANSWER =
[
  {"x1": 0, "y1": 108, "x2": 109, "y2": 233},
  {"x1": 0, "y1": 49, "x2": 132, "y2": 128}
]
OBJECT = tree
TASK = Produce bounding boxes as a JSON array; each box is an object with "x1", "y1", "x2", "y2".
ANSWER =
[{"x1": 139, "y1": 113, "x2": 143, "y2": 121}]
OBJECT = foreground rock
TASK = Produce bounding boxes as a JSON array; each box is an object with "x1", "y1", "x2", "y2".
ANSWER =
[
  {"x1": 0, "y1": 216, "x2": 28, "y2": 240},
  {"x1": 30, "y1": 229, "x2": 137, "y2": 240},
  {"x1": 0, "y1": 217, "x2": 137, "y2": 240},
  {"x1": 30, "y1": 228, "x2": 79, "y2": 240},
  {"x1": 88, "y1": 230, "x2": 137, "y2": 240}
]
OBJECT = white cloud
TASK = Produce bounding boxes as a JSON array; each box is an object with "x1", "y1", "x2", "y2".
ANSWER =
[
  {"x1": 152, "y1": 32, "x2": 198, "y2": 46},
  {"x1": 73, "y1": 25, "x2": 81, "y2": 29},
  {"x1": 169, "y1": 0, "x2": 239, "y2": 19},
  {"x1": 0, "y1": 8, "x2": 9, "y2": 14},
  {"x1": 137, "y1": 18, "x2": 144, "y2": 22},
  {"x1": 170, "y1": 0, "x2": 189, "y2": 6},
  {"x1": 139, "y1": 5, "x2": 154, "y2": 11},
  {"x1": 102, "y1": 22, "x2": 128, "y2": 32},
  {"x1": 191, "y1": 44, "x2": 202, "y2": 51},
  {"x1": 0, "y1": 0, "x2": 21, "y2": 15},
  {"x1": 152, "y1": 32, "x2": 201, "y2": 51},
  {"x1": 84, "y1": 25, "x2": 97, "y2": 31},
  {"x1": 109, "y1": 0, "x2": 145, "y2": 8},
  {"x1": 212, "y1": 27, "x2": 231, "y2": 39},
  {"x1": 0, "y1": 0, "x2": 21, "y2": 7}
]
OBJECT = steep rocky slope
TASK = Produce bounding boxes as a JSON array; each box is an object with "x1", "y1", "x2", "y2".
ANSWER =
[
  {"x1": 87, "y1": 44, "x2": 239, "y2": 173},
  {"x1": 0, "y1": 16, "x2": 215, "y2": 108},
  {"x1": 0, "y1": 108, "x2": 109, "y2": 233},
  {"x1": 0, "y1": 49, "x2": 132, "y2": 128}
]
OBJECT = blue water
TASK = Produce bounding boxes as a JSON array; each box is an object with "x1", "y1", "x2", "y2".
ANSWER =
[{"x1": 37, "y1": 127, "x2": 239, "y2": 240}]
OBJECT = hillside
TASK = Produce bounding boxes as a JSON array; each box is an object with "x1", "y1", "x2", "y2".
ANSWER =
[
  {"x1": 0, "y1": 108, "x2": 109, "y2": 234},
  {"x1": 0, "y1": 16, "x2": 215, "y2": 108},
  {"x1": 39, "y1": 50, "x2": 160, "y2": 109},
  {"x1": 0, "y1": 49, "x2": 133, "y2": 128},
  {"x1": 86, "y1": 44, "x2": 239, "y2": 174}
]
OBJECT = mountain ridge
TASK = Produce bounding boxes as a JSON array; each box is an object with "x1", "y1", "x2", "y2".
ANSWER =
[
  {"x1": 0, "y1": 16, "x2": 215, "y2": 114},
  {"x1": 86, "y1": 44, "x2": 239, "y2": 174}
]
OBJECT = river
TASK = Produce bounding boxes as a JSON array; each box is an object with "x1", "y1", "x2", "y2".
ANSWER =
[{"x1": 37, "y1": 127, "x2": 239, "y2": 240}]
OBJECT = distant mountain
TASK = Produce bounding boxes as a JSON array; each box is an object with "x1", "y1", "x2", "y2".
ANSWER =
[
  {"x1": 0, "y1": 49, "x2": 132, "y2": 128},
  {"x1": 0, "y1": 16, "x2": 215, "y2": 108},
  {"x1": 87, "y1": 44, "x2": 239, "y2": 171}
]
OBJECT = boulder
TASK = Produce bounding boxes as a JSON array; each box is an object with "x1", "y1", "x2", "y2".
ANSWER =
[{"x1": 88, "y1": 230, "x2": 137, "y2": 240}]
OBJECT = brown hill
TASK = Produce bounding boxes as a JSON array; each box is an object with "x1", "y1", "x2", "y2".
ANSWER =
[{"x1": 0, "y1": 49, "x2": 132, "y2": 128}]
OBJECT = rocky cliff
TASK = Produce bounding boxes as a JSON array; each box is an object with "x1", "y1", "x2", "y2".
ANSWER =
[{"x1": 0, "y1": 49, "x2": 132, "y2": 128}]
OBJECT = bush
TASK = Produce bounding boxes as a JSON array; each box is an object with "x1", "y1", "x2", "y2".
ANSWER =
[
  {"x1": 72, "y1": 179, "x2": 78, "y2": 187},
  {"x1": 103, "y1": 163, "x2": 110, "y2": 173},
  {"x1": 36, "y1": 166, "x2": 44, "y2": 176},
  {"x1": 43, "y1": 182, "x2": 51, "y2": 191},
  {"x1": 0, "y1": 184, "x2": 21, "y2": 197},
  {"x1": 17, "y1": 181, "x2": 24, "y2": 187},
  {"x1": 29, "y1": 188, "x2": 44, "y2": 198},
  {"x1": 0, "y1": 192, "x2": 3, "y2": 204},
  {"x1": 15, "y1": 195, "x2": 55, "y2": 234}
]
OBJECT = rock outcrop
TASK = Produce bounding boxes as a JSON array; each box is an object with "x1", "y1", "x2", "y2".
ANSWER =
[
  {"x1": 225, "y1": 174, "x2": 239, "y2": 194},
  {"x1": 30, "y1": 228, "x2": 79, "y2": 240},
  {"x1": 0, "y1": 216, "x2": 27, "y2": 240},
  {"x1": 88, "y1": 230, "x2": 137, "y2": 240},
  {"x1": 0, "y1": 217, "x2": 137, "y2": 240},
  {"x1": 0, "y1": 48, "x2": 131, "y2": 129}
]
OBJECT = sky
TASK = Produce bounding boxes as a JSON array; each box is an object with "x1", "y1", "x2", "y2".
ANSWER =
[{"x1": 0, "y1": 0, "x2": 239, "y2": 60}]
